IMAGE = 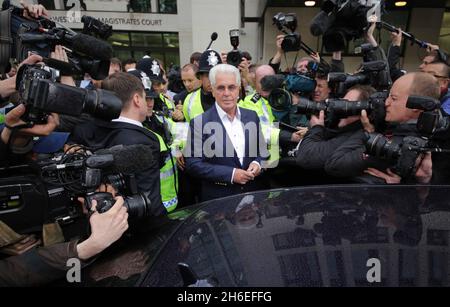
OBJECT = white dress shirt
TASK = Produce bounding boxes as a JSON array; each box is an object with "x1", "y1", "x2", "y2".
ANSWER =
[
  {"x1": 112, "y1": 116, "x2": 144, "y2": 128},
  {"x1": 215, "y1": 103, "x2": 245, "y2": 166},
  {"x1": 215, "y1": 103, "x2": 260, "y2": 183}
]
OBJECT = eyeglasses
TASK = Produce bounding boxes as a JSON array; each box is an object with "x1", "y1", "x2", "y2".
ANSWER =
[{"x1": 215, "y1": 85, "x2": 239, "y2": 93}]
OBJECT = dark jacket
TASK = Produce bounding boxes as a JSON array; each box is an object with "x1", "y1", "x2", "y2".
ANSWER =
[
  {"x1": 0, "y1": 240, "x2": 86, "y2": 286},
  {"x1": 184, "y1": 106, "x2": 267, "y2": 201},
  {"x1": 325, "y1": 123, "x2": 421, "y2": 183},
  {"x1": 69, "y1": 119, "x2": 165, "y2": 216},
  {"x1": 387, "y1": 45, "x2": 406, "y2": 82},
  {"x1": 296, "y1": 121, "x2": 364, "y2": 170}
]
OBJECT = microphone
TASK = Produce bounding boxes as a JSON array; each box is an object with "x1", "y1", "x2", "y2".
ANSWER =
[
  {"x1": 310, "y1": 11, "x2": 333, "y2": 37},
  {"x1": 206, "y1": 32, "x2": 218, "y2": 50},
  {"x1": 69, "y1": 33, "x2": 113, "y2": 61},
  {"x1": 93, "y1": 144, "x2": 157, "y2": 174}
]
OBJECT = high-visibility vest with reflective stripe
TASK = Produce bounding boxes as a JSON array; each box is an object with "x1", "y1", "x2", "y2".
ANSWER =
[
  {"x1": 183, "y1": 89, "x2": 204, "y2": 123},
  {"x1": 155, "y1": 114, "x2": 189, "y2": 151},
  {"x1": 160, "y1": 93, "x2": 175, "y2": 111},
  {"x1": 149, "y1": 128, "x2": 178, "y2": 213},
  {"x1": 240, "y1": 93, "x2": 280, "y2": 167}
]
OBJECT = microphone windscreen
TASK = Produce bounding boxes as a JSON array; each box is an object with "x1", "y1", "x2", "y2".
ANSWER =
[
  {"x1": 96, "y1": 144, "x2": 158, "y2": 174},
  {"x1": 310, "y1": 11, "x2": 332, "y2": 37},
  {"x1": 71, "y1": 33, "x2": 113, "y2": 61},
  {"x1": 211, "y1": 32, "x2": 218, "y2": 41}
]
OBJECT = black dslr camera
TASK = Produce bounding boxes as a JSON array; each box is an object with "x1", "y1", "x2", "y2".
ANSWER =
[
  {"x1": 365, "y1": 133, "x2": 431, "y2": 179},
  {"x1": 273, "y1": 13, "x2": 301, "y2": 53},
  {"x1": 16, "y1": 64, "x2": 122, "y2": 126},
  {"x1": 227, "y1": 29, "x2": 244, "y2": 67}
]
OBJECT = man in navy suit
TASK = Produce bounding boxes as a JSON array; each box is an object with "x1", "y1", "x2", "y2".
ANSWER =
[{"x1": 185, "y1": 64, "x2": 268, "y2": 201}]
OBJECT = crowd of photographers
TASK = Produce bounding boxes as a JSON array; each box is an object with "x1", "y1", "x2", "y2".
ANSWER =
[{"x1": 1, "y1": 0, "x2": 450, "y2": 286}]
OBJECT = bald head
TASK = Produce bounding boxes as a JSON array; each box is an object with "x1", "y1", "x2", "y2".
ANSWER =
[
  {"x1": 385, "y1": 72, "x2": 440, "y2": 123},
  {"x1": 255, "y1": 65, "x2": 275, "y2": 98}
]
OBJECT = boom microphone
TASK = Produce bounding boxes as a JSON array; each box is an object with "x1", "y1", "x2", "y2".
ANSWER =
[
  {"x1": 69, "y1": 33, "x2": 113, "y2": 61},
  {"x1": 206, "y1": 32, "x2": 218, "y2": 50},
  {"x1": 93, "y1": 144, "x2": 157, "y2": 174}
]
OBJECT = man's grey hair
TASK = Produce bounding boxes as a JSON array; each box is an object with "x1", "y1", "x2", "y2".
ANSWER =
[{"x1": 209, "y1": 64, "x2": 241, "y2": 88}]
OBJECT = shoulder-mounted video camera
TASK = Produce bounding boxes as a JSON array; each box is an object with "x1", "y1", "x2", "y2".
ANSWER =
[{"x1": 0, "y1": 1, "x2": 113, "y2": 79}]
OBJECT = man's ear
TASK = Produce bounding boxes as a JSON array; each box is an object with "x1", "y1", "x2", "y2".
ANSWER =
[{"x1": 132, "y1": 93, "x2": 141, "y2": 107}]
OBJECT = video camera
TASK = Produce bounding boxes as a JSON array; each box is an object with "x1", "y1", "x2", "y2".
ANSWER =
[
  {"x1": 310, "y1": 0, "x2": 382, "y2": 52},
  {"x1": 16, "y1": 64, "x2": 122, "y2": 126},
  {"x1": 0, "y1": 1, "x2": 113, "y2": 79},
  {"x1": 261, "y1": 66, "x2": 318, "y2": 122},
  {"x1": 328, "y1": 44, "x2": 392, "y2": 98},
  {"x1": 0, "y1": 144, "x2": 156, "y2": 235},
  {"x1": 227, "y1": 29, "x2": 244, "y2": 67}
]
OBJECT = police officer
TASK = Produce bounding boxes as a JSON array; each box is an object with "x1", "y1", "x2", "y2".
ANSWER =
[
  {"x1": 137, "y1": 56, "x2": 184, "y2": 122},
  {"x1": 239, "y1": 65, "x2": 307, "y2": 169},
  {"x1": 128, "y1": 69, "x2": 179, "y2": 212},
  {"x1": 183, "y1": 49, "x2": 222, "y2": 122}
]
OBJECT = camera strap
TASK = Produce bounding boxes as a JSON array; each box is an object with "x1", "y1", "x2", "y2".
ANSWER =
[{"x1": 0, "y1": 8, "x2": 12, "y2": 74}]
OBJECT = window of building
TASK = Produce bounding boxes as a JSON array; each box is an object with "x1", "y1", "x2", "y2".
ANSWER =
[
  {"x1": 108, "y1": 31, "x2": 180, "y2": 70},
  {"x1": 158, "y1": 0, "x2": 177, "y2": 14}
]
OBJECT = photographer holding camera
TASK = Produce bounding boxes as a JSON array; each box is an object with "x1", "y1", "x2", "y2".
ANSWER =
[
  {"x1": 0, "y1": 187, "x2": 128, "y2": 286},
  {"x1": 69, "y1": 72, "x2": 166, "y2": 217},
  {"x1": 295, "y1": 85, "x2": 375, "y2": 181},
  {"x1": 325, "y1": 72, "x2": 438, "y2": 184}
]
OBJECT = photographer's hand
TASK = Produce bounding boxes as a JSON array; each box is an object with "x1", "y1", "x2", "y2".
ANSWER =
[
  {"x1": 239, "y1": 58, "x2": 250, "y2": 81},
  {"x1": 270, "y1": 35, "x2": 285, "y2": 66},
  {"x1": 415, "y1": 152, "x2": 433, "y2": 184},
  {"x1": 310, "y1": 52, "x2": 321, "y2": 63},
  {"x1": 365, "y1": 168, "x2": 401, "y2": 184},
  {"x1": 77, "y1": 197, "x2": 128, "y2": 260},
  {"x1": 20, "y1": 0, "x2": 49, "y2": 19},
  {"x1": 361, "y1": 110, "x2": 375, "y2": 133},
  {"x1": 391, "y1": 28, "x2": 403, "y2": 47},
  {"x1": 366, "y1": 15, "x2": 378, "y2": 47},
  {"x1": 51, "y1": 45, "x2": 75, "y2": 86},
  {"x1": 310, "y1": 110, "x2": 325, "y2": 127},
  {"x1": 1, "y1": 104, "x2": 59, "y2": 145},
  {"x1": 0, "y1": 54, "x2": 43, "y2": 99}
]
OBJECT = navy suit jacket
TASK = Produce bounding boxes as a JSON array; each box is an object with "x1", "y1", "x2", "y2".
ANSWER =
[{"x1": 185, "y1": 105, "x2": 268, "y2": 201}]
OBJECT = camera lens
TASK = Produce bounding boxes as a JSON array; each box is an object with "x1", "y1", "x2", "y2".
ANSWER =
[
  {"x1": 83, "y1": 89, "x2": 122, "y2": 121},
  {"x1": 297, "y1": 98, "x2": 327, "y2": 115},
  {"x1": 268, "y1": 88, "x2": 292, "y2": 112},
  {"x1": 365, "y1": 132, "x2": 401, "y2": 162},
  {"x1": 124, "y1": 194, "x2": 149, "y2": 220},
  {"x1": 327, "y1": 100, "x2": 371, "y2": 118}
]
